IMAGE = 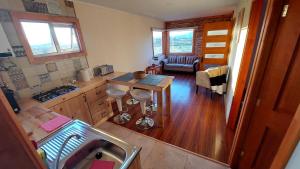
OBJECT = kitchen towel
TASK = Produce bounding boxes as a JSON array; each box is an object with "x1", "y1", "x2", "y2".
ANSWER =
[
  {"x1": 90, "y1": 160, "x2": 115, "y2": 169},
  {"x1": 40, "y1": 115, "x2": 71, "y2": 132}
]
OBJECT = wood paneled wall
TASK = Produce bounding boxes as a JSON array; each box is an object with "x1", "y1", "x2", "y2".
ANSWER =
[{"x1": 165, "y1": 14, "x2": 233, "y2": 58}]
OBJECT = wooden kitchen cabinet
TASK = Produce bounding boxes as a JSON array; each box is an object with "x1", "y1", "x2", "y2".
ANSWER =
[
  {"x1": 49, "y1": 94, "x2": 93, "y2": 124},
  {"x1": 85, "y1": 84, "x2": 110, "y2": 124},
  {"x1": 49, "y1": 102, "x2": 70, "y2": 117},
  {"x1": 64, "y1": 94, "x2": 93, "y2": 124},
  {"x1": 49, "y1": 84, "x2": 111, "y2": 125}
]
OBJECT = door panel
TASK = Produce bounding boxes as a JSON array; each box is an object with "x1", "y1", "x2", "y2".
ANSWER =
[
  {"x1": 238, "y1": 0, "x2": 300, "y2": 168},
  {"x1": 202, "y1": 21, "x2": 233, "y2": 65},
  {"x1": 65, "y1": 94, "x2": 92, "y2": 124},
  {"x1": 49, "y1": 102, "x2": 70, "y2": 117}
]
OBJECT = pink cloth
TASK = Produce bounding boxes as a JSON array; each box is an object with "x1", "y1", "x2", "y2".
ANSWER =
[
  {"x1": 40, "y1": 115, "x2": 71, "y2": 132},
  {"x1": 89, "y1": 160, "x2": 115, "y2": 169}
]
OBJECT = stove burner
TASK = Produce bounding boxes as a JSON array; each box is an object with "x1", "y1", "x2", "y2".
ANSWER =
[{"x1": 32, "y1": 85, "x2": 78, "y2": 102}]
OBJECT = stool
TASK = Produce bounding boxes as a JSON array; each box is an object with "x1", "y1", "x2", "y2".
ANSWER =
[
  {"x1": 106, "y1": 87, "x2": 131, "y2": 124},
  {"x1": 126, "y1": 87, "x2": 139, "y2": 105},
  {"x1": 126, "y1": 98, "x2": 139, "y2": 105},
  {"x1": 130, "y1": 89, "x2": 154, "y2": 130},
  {"x1": 146, "y1": 90, "x2": 157, "y2": 112}
]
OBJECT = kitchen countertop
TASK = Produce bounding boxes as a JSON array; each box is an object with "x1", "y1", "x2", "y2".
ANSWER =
[
  {"x1": 17, "y1": 72, "x2": 125, "y2": 111},
  {"x1": 17, "y1": 106, "x2": 62, "y2": 142},
  {"x1": 16, "y1": 72, "x2": 125, "y2": 142}
]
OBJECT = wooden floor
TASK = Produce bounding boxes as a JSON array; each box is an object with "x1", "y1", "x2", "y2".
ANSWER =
[{"x1": 108, "y1": 72, "x2": 229, "y2": 163}]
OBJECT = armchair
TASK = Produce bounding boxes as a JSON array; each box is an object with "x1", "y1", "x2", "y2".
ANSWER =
[{"x1": 196, "y1": 65, "x2": 229, "y2": 95}]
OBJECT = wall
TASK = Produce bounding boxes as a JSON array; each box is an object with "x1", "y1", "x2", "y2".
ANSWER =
[
  {"x1": 224, "y1": 0, "x2": 252, "y2": 122},
  {"x1": 74, "y1": 1, "x2": 164, "y2": 72},
  {"x1": 285, "y1": 142, "x2": 300, "y2": 169},
  {"x1": 165, "y1": 15, "x2": 232, "y2": 58},
  {"x1": 0, "y1": 0, "x2": 88, "y2": 98}
]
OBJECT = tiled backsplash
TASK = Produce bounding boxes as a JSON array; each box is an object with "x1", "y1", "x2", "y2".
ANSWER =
[
  {"x1": 0, "y1": 0, "x2": 88, "y2": 98},
  {"x1": 0, "y1": 57, "x2": 88, "y2": 98}
]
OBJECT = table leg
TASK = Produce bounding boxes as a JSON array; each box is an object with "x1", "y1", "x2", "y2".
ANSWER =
[
  {"x1": 157, "y1": 91, "x2": 164, "y2": 128},
  {"x1": 166, "y1": 85, "x2": 171, "y2": 117}
]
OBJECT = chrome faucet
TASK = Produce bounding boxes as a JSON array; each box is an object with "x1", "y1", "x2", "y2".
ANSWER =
[{"x1": 55, "y1": 134, "x2": 81, "y2": 169}]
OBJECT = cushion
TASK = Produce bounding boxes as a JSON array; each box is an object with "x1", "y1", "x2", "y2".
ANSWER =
[
  {"x1": 176, "y1": 56, "x2": 186, "y2": 64},
  {"x1": 186, "y1": 56, "x2": 198, "y2": 64},
  {"x1": 168, "y1": 56, "x2": 177, "y2": 63},
  {"x1": 165, "y1": 63, "x2": 184, "y2": 68},
  {"x1": 182, "y1": 64, "x2": 193, "y2": 68}
]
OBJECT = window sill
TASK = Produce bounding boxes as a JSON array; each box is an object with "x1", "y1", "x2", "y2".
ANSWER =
[
  {"x1": 27, "y1": 51, "x2": 87, "y2": 64},
  {"x1": 168, "y1": 53, "x2": 195, "y2": 56}
]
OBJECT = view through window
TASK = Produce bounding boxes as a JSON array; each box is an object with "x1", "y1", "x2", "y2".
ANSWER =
[
  {"x1": 169, "y1": 29, "x2": 194, "y2": 53},
  {"x1": 21, "y1": 21, "x2": 80, "y2": 56},
  {"x1": 152, "y1": 30, "x2": 163, "y2": 58}
]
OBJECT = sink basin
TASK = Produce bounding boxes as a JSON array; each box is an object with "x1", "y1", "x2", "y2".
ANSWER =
[
  {"x1": 38, "y1": 120, "x2": 140, "y2": 169},
  {"x1": 63, "y1": 139, "x2": 126, "y2": 169}
]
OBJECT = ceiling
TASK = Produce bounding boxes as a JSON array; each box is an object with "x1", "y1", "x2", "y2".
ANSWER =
[{"x1": 77, "y1": 0, "x2": 239, "y2": 21}]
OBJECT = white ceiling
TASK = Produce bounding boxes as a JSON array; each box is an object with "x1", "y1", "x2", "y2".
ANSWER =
[{"x1": 77, "y1": 0, "x2": 239, "y2": 21}]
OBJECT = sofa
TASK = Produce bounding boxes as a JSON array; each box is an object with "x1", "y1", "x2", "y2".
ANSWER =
[{"x1": 160, "y1": 55, "x2": 201, "y2": 73}]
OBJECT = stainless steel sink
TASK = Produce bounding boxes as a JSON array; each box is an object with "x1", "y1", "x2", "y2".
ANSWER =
[{"x1": 38, "y1": 120, "x2": 140, "y2": 169}]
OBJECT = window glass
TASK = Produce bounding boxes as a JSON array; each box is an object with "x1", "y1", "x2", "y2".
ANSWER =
[
  {"x1": 152, "y1": 31, "x2": 163, "y2": 56},
  {"x1": 21, "y1": 21, "x2": 57, "y2": 56},
  {"x1": 204, "y1": 54, "x2": 225, "y2": 58},
  {"x1": 207, "y1": 29, "x2": 228, "y2": 36},
  {"x1": 169, "y1": 29, "x2": 194, "y2": 53},
  {"x1": 54, "y1": 24, "x2": 80, "y2": 52},
  {"x1": 206, "y1": 42, "x2": 226, "y2": 48},
  {"x1": 152, "y1": 31, "x2": 163, "y2": 57}
]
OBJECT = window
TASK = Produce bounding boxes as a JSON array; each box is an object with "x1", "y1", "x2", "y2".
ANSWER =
[
  {"x1": 152, "y1": 30, "x2": 163, "y2": 57},
  {"x1": 53, "y1": 23, "x2": 80, "y2": 52},
  {"x1": 21, "y1": 22, "x2": 58, "y2": 56},
  {"x1": 169, "y1": 29, "x2": 194, "y2": 53},
  {"x1": 21, "y1": 21, "x2": 80, "y2": 56},
  {"x1": 12, "y1": 11, "x2": 86, "y2": 64}
]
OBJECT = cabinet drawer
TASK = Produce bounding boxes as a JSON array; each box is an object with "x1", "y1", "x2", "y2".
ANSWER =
[
  {"x1": 49, "y1": 103, "x2": 70, "y2": 117},
  {"x1": 86, "y1": 85, "x2": 107, "y2": 104},
  {"x1": 91, "y1": 108, "x2": 109, "y2": 124},
  {"x1": 96, "y1": 85, "x2": 107, "y2": 98}
]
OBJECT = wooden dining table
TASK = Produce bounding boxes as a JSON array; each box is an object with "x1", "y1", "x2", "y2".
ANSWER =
[{"x1": 107, "y1": 72, "x2": 174, "y2": 128}]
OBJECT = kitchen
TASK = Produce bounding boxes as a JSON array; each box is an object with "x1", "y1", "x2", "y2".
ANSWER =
[{"x1": 0, "y1": 0, "x2": 230, "y2": 169}]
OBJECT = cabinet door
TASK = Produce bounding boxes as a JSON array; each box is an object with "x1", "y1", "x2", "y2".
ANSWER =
[
  {"x1": 65, "y1": 94, "x2": 92, "y2": 124},
  {"x1": 49, "y1": 102, "x2": 70, "y2": 117}
]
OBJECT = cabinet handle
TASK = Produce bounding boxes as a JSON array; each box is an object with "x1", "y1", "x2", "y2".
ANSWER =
[{"x1": 98, "y1": 101, "x2": 104, "y2": 105}]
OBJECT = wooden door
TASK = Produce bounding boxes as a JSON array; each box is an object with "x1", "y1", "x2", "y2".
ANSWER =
[
  {"x1": 65, "y1": 94, "x2": 92, "y2": 124},
  {"x1": 228, "y1": 0, "x2": 265, "y2": 130},
  {"x1": 238, "y1": 0, "x2": 300, "y2": 168},
  {"x1": 202, "y1": 21, "x2": 233, "y2": 66}
]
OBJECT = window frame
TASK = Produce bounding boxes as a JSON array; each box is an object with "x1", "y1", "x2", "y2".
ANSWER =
[
  {"x1": 11, "y1": 11, "x2": 87, "y2": 64},
  {"x1": 167, "y1": 28, "x2": 195, "y2": 55},
  {"x1": 151, "y1": 28, "x2": 164, "y2": 59}
]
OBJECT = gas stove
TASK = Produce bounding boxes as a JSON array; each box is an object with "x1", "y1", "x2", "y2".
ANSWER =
[{"x1": 32, "y1": 85, "x2": 78, "y2": 103}]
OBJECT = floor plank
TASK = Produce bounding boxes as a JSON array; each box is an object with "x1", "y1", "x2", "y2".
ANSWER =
[
  {"x1": 98, "y1": 121, "x2": 230, "y2": 169},
  {"x1": 108, "y1": 72, "x2": 228, "y2": 163}
]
